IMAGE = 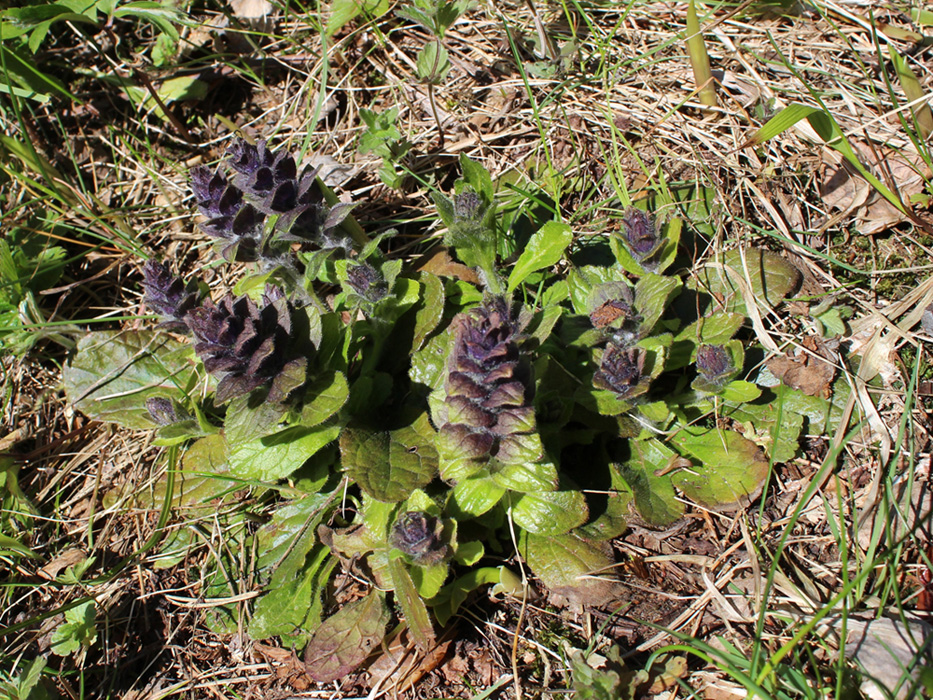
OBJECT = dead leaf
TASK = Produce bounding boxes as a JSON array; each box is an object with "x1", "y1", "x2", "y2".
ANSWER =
[
  {"x1": 417, "y1": 249, "x2": 480, "y2": 284},
  {"x1": 818, "y1": 146, "x2": 930, "y2": 235},
  {"x1": 766, "y1": 336, "x2": 836, "y2": 397},
  {"x1": 229, "y1": 0, "x2": 272, "y2": 20},
  {"x1": 38, "y1": 548, "x2": 86, "y2": 580},
  {"x1": 838, "y1": 615, "x2": 932, "y2": 700},
  {"x1": 366, "y1": 627, "x2": 452, "y2": 693}
]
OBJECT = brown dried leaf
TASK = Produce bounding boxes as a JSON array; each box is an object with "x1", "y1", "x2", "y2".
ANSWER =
[
  {"x1": 819, "y1": 146, "x2": 930, "y2": 235},
  {"x1": 366, "y1": 627, "x2": 452, "y2": 693},
  {"x1": 417, "y1": 249, "x2": 480, "y2": 284},
  {"x1": 766, "y1": 336, "x2": 835, "y2": 398}
]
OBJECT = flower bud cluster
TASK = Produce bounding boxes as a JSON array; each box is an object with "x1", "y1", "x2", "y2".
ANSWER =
[
  {"x1": 190, "y1": 138, "x2": 355, "y2": 262},
  {"x1": 440, "y1": 296, "x2": 533, "y2": 464},
  {"x1": 185, "y1": 287, "x2": 304, "y2": 404},
  {"x1": 141, "y1": 260, "x2": 200, "y2": 331}
]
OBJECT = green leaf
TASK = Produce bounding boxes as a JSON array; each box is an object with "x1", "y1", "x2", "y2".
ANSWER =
[
  {"x1": 507, "y1": 221, "x2": 573, "y2": 293},
  {"x1": 410, "y1": 326, "x2": 451, "y2": 390},
  {"x1": 449, "y1": 476, "x2": 505, "y2": 518},
  {"x1": 50, "y1": 601, "x2": 96, "y2": 656},
  {"x1": 340, "y1": 414, "x2": 439, "y2": 502},
  {"x1": 64, "y1": 330, "x2": 198, "y2": 429},
  {"x1": 634, "y1": 273, "x2": 681, "y2": 332},
  {"x1": 458, "y1": 153, "x2": 494, "y2": 202},
  {"x1": 412, "y1": 272, "x2": 445, "y2": 351},
  {"x1": 326, "y1": 0, "x2": 389, "y2": 36},
  {"x1": 618, "y1": 439, "x2": 684, "y2": 527},
  {"x1": 299, "y1": 371, "x2": 349, "y2": 427},
  {"x1": 752, "y1": 104, "x2": 905, "y2": 213},
  {"x1": 303, "y1": 589, "x2": 390, "y2": 682},
  {"x1": 670, "y1": 429, "x2": 770, "y2": 510},
  {"x1": 229, "y1": 424, "x2": 341, "y2": 481},
  {"x1": 416, "y1": 41, "x2": 450, "y2": 83},
  {"x1": 430, "y1": 566, "x2": 505, "y2": 626},
  {"x1": 522, "y1": 533, "x2": 620, "y2": 606},
  {"x1": 576, "y1": 462, "x2": 631, "y2": 541},
  {"x1": 225, "y1": 394, "x2": 287, "y2": 445},
  {"x1": 250, "y1": 545, "x2": 337, "y2": 643},
  {"x1": 388, "y1": 555, "x2": 435, "y2": 649},
  {"x1": 490, "y1": 459, "x2": 557, "y2": 492},
  {"x1": 511, "y1": 490, "x2": 588, "y2": 535},
  {"x1": 693, "y1": 248, "x2": 801, "y2": 314}
]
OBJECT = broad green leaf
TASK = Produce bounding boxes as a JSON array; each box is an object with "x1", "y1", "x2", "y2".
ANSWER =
[
  {"x1": 449, "y1": 476, "x2": 505, "y2": 518},
  {"x1": 64, "y1": 330, "x2": 198, "y2": 429},
  {"x1": 675, "y1": 312, "x2": 745, "y2": 345},
  {"x1": 618, "y1": 439, "x2": 684, "y2": 527},
  {"x1": 412, "y1": 272, "x2": 445, "y2": 351},
  {"x1": 229, "y1": 424, "x2": 340, "y2": 481},
  {"x1": 388, "y1": 556, "x2": 435, "y2": 650},
  {"x1": 303, "y1": 589, "x2": 390, "y2": 682},
  {"x1": 490, "y1": 459, "x2": 558, "y2": 492},
  {"x1": 340, "y1": 414, "x2": 438, "y2": 502},
  {"x1": 694, "y1": 248, "x2": 800, "y2": 314},
  {"x1": 670, "y1": 429, "x2": 770, "y2": 510},
  {"x1": 410, "y1": 560, "x2": 448, "y2": 599},
  {"x1": 430, "y1": 566, "x2": 507, "y2": 626},
  {"x1": 250, "y1": 545, "x2": 337, "y2": 644},
  {"x1": 511, "y1": 490, "x2": 588, "y2": 535},
  {"x1": 458, "y1": 153, "x2": 494, "y2": 202},
  {"x1": 576, "y1": 462, "x2": 632, "y2": 541},
  {"x1": 410, "y1": 325, "x2": 451, "y2": 390},
  {"x1": 507, "y1": 221, "x2": 573, "y2": 293},
  {"x1": 522, "y1": 533, "x2": 620, "y2": 606},
  {"x1": 719, "y1": 380, "x2": 760, "y2": 403},
  {"x1": 415, "y1": 41, "x2": 450, "y2": 83},
  {"x1": 225, "y1": 394, "x2": 287, "y2": 445},
  {"x1": 325, "y1": 0, "x2": 389, "y2": 36},
  {"x1": 454, "y1": 540, "x2": 484, "y2": 566},
  {"x1": 299, "y1": 371, "x2": 349, "y2": 427},
  {"x1": 635, "y1": 273, "x2": 681, "y2": 332}
]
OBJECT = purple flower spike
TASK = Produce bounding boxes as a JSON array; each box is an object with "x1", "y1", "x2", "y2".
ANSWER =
[
  {"x1": 439, "y1": 296, "x2": 534, "y2": 463},
  {"x1": 185, "y1": 291, "x2": 304, "y2": 404},
  {"x1": 622, "y1": 207, "x2": 661, "y2": 262},
  {"x1": 141, "y1": 260, "x2": 200, "y2": 330},
  {"x1": 696, "y1": 344, "x2": 732, "y2": 380}
]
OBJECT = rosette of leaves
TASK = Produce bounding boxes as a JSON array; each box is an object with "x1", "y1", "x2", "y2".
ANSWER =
[
  {"x1": 185, "y1": 287, "x2": 307, "y2": 404},
  {"x1": 691, "y1": 341, "x2": 743, "y2": 394},
  {"x1": 609, "y1": 207, "x2": 681, "y2": 276},
  {"x1": 191, "y1": 138, "x2": 356, "y2": 263},
  {"x1": 141, "y1": 260, "x2": 200, "y2": 330},
  {"x1": 436, "y1": 295, "x2": 537, "y2": 479}
]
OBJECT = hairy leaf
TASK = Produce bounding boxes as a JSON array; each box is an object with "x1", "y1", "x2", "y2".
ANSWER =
[
  {"x1": 511, "y1": 490, "x2": 588, "y2": 535},
  {"x1": 341, "y1": 414, "x2": 438, "y2": 502},
  {"x1": 229, "y1": 424, "x2": 340, "y2": 481},
  {"x1": 299, "y1": 370, "x2": 349, "y2": 427},
  {"x1": 618, "y1": 439, "x2": 684, "y2": 527},
  {"x1": 303, "y1": 589, "x2": 390, "y2": 682},
  {"x1": 670, "y1": 429, "x2": 770, "y2": 510},
  {"x1": 388, "y1": 556, "x2": 436, "y2": 650},
  {"x1": 64, "y1": 330, "x2": 198, "y2": 429},
  {"x1": 507, "y1": 221, "x2": 573, "y2": 293},
  {"x1": 522, "y1": 533, "x2": 621, "y2": 606}
]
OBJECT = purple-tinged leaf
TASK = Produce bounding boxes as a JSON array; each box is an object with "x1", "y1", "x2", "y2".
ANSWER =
[{"x1": 303, "y1": 589, "x2": 390, "y2": 682}]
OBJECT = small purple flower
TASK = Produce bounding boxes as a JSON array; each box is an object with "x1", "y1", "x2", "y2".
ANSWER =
[
  {"x1": 594, "y1": 344, "x2": 646, "y2": 398},
  {"x1": 454, "y1": 189, "x2": 482, "y2": 222},
  {"x1": 389, "y1": 511, "x2": 448, "y2": 565},
  {"x1": 346, "y1": 262, "x2": 388, "y2": 304},
  {"x1": 145, "y1": 397, "x2": 179, "y2": 426},
  {"x1": 696, "y1": 344, "x2": 732, "y2": 380},
  {"x1": 622, "y1": 208, "x2": 661, "y2": 262},
  {"x1": 141, "y1": 260, "x2": 199, "y2": 330}
]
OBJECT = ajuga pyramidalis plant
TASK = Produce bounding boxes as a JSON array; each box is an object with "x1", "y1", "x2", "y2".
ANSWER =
[{"x1": 66, "y1": 139, "x2": 813, "y2": 688}]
